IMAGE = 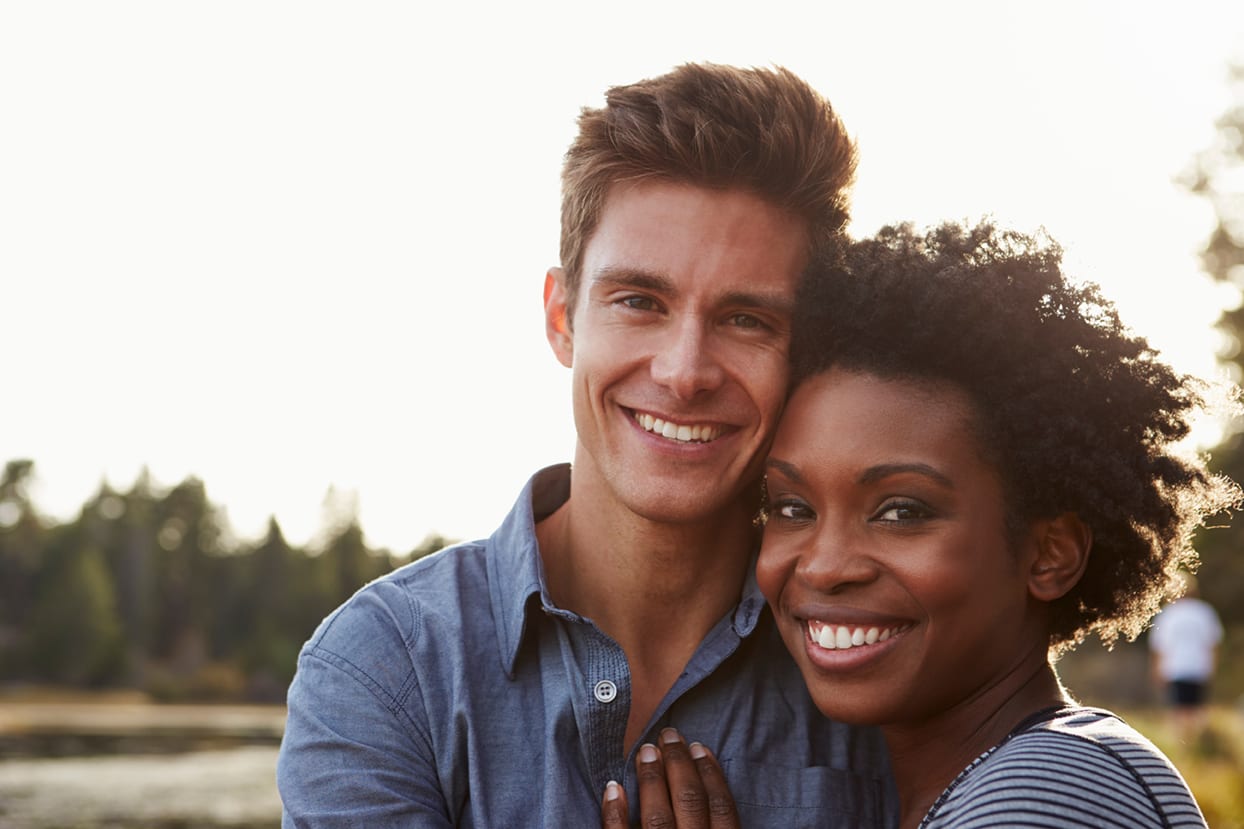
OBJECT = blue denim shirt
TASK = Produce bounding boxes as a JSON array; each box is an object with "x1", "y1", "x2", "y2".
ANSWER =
[{"x1": 277, "y1": 464, "x2": 895, "y2": 827}]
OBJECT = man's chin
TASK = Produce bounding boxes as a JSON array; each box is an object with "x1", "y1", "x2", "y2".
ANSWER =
[{"x1": 621, "y1": 487, "x2": 748, "y2": 527}]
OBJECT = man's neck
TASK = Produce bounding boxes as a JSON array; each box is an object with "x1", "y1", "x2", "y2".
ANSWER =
[
  {"x1": 537, "y1": 485, "x2": 756, "y2": 648},
  {"x1": 534, "y1": 467, "x2": 759, "y2": 751}
]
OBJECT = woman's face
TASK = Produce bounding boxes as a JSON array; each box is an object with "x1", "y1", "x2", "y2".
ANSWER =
[{"x1": 756, "y1": 367, "x2": 1043, "y2": 727}]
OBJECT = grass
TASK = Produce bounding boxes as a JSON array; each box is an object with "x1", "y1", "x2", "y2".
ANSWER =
[{"x1": 1117, "y1": 705, "x2": 1244, "y2": 828}]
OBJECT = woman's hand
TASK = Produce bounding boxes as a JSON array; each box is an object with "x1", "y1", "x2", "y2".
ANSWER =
[{"x1": 601, "y1": 728, "x2": 740, "y2": 828}]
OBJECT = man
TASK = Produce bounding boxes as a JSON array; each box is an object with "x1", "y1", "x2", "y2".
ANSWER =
[
  {"x1": 277, "y1": 63, "x2": 893, "y2": 827},
  {"x1": 1150, "y1": 572, "x2": 1224, "y2": 743}
]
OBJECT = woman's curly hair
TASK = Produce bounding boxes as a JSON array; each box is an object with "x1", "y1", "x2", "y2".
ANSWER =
[{"x1": 792, "y1": 221, "x2": 1240, "y2": 652}]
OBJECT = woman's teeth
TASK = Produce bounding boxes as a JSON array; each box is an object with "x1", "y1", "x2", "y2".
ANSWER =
[{"x1": 808, "y1": 621, "x2": 909, "y2": 650}]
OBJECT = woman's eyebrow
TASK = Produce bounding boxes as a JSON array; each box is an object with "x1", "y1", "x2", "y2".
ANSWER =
[
  {"x1": 765, "y1": 457, "x2": 804, "y2": 484},
  {"x1": 858, "y1": 463, "x2": 954, "y2": 489}
]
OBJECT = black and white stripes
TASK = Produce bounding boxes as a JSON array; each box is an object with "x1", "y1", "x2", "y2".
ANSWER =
[{"x1": 920, "y1": 707, "x2": 1206, "y2": 828}]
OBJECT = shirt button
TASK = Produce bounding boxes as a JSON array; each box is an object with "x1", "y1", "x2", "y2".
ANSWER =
[{"x1": 593, "y1": 680, "x2": 618, "y2": 703}]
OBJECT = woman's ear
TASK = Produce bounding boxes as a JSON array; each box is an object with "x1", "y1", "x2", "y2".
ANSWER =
[
  {"x1": 1027, "y1": 512, "x2": 1092, "y2": 602},
  {"x1": 544, "y1": 268, "x2": 573, "y2": 368}
]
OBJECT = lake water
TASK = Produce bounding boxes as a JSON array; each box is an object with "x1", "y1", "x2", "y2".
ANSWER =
[
  {"x1": 0, "y1": 746, "x2": 281, "y2": 828},
  {"x1": 0, "y1": 698, "x2": 284, "y2": 828}
]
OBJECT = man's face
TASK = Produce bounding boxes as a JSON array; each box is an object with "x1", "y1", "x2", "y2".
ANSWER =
[{"x1": 544, "y1": 180, "x2": 809, "y2": 525}]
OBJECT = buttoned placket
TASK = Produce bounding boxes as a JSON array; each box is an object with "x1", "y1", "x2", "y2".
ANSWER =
[
  {"x1": 581, "y1": 624, "x2": 631, "y2": 793},
  {"x1": 533, "y1": 569, "x2": 765, "y2": 803}
]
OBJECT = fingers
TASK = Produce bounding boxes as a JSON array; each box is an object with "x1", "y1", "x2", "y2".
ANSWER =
[
  {"x1": 686, "y1": 741, "x2": 739, "y2": 828},
  {"x1": 633, "y1": 728, "x2": 739, "y2": 829},
  {"x1": 635, "y1": 740, "x2": 676, "y2": 828},
  {"x1": 653, "y1": 728, "x2": 709, "y2": 829},
  {"x1": 601, "y1": 780, "x2": 630, "y2": 829},
  {"x1": 627, "y1": 729, "x2": 740, "y2": 829}
]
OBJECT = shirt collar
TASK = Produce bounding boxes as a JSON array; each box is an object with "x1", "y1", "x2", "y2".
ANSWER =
[
  {"x1": 486, "y1": 464, "x2": 571, "y2": 678},
  {"x1": 733, "y1": 558, "x2": 767, "y2": 636},
  {"x1": 486, "y1": 463, "x2": 767, "y2": 676}
]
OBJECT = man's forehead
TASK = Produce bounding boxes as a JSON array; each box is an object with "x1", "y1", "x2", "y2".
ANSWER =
[{"x1": 592, "y1": 179, "x2": 807, "y2": 238}]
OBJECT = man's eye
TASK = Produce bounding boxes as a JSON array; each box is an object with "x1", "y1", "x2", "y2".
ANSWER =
[
  {"x1": 620, "y1": 296, "x2": 658, "y2": 311},
  {"x1": 728, "y1": 313, "x2": 764, "y2": 329}
]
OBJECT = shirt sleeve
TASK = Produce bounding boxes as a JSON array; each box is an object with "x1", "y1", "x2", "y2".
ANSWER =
[{"x1": 276, "y1": 591, "x2": 450, "y2": 828}]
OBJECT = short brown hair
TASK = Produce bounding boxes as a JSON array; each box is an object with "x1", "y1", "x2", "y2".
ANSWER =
[{"x1": 559, "y1": 63, "x2": 856, "y2": 323}]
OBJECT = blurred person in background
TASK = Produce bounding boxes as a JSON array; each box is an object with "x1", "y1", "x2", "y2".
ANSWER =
[{"x1": 1150, "y1": 572, "x2": 1224, "y2": 743}]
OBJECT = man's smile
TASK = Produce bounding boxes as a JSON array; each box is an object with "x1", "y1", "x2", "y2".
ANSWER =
[{"x1": 630, "y1": 409, "x2": 725, "y2": 443}]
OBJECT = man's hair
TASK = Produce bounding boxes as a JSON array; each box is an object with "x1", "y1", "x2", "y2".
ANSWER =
[
  {"x1": 559, "y1": 62, "x2": 856, "y2": 323},
  {"x1": 791, "y1": 221, "x2": 1240, "y2": 652}
]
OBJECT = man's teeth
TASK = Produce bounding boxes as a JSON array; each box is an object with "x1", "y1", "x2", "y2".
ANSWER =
[
  {"x1": 634, "y1": 412, "x2": 721, "y2": 443},
  {"x1": 808, "y1": 621, "x2": 908, "y2": 651}
]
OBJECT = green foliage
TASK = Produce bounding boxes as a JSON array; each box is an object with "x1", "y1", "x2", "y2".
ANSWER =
[
  {"x1": 1117, "y1": 706, "x2": 1244, "y2": 829},
  {"x1": 0, "y1": 460, "x2": 46, "y2": 662},
  {"x1": 1184, "y1": 63, "x2": 1244, "y2": 633},
  {"x1": 25, "y1": 545, "x2": 123, "y2": 685},
  {"x1": 0, "y1": 462, "x2": 457, "y2": 701}
]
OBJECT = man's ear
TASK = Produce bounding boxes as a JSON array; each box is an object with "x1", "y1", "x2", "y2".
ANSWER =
[
  {"x1": 544, "y1": 268, "x2": 573, "y2": 368},
  {"x1": 1027, "y1": 512, "x2": 1092, "y2": 602}
]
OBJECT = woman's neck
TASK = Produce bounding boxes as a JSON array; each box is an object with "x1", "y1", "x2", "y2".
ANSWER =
[{"x1": 881, "y1": 656, "x2": 1069, "y2": 829}]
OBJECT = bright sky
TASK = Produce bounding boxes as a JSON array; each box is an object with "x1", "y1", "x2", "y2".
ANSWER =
[{"x1": 3, "y1": 2, "x2": 1243, "y2": 551}]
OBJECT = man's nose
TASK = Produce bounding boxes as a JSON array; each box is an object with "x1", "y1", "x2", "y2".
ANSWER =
[{"x1": 649, "y1": 319, "x2": 725, "y2": 400}]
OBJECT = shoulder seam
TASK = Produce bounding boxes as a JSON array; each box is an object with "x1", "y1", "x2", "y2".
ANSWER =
[
  {"x1": 302, "y1": 645, "x2": 409, "y2": 715},
  {"x1": 1039, "y1": 727, "x2": 1179, "y2": 829}
]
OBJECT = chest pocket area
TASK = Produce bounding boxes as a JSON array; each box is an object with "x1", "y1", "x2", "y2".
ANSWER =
[{"x1": 722, "y1": 760, "x2": 889, "y2": 828}]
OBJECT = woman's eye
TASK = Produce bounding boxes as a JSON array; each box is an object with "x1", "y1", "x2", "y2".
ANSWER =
[
  {"x1": 875, "y1": 501, "x2": 932, "y2": 523},
  {"x1": 769, "y1": 500, "x2": 814, "y2": 522}
]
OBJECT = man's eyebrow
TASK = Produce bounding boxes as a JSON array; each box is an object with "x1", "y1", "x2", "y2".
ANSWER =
[
  {"x1": 721, "y1": 290, "x2": 794, "y2": 316},
  {"x1": 592, "y1": 268, "x2": 673, "y2": 293},
  {"x1": 858, "y1": 463, "x2": 954, "y2": 489},
  {"x1": 593, "y1": 268, "x2": 794, "y2": 315}
]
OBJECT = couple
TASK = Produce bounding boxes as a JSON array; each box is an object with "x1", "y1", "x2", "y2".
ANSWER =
[{"x1": 277, "y1": 63, "x2": 1232, "y2": 827}]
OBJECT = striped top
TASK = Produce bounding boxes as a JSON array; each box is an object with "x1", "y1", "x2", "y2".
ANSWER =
[{"x1": 919, "y1": 706, "x2": 1206, "y2": 828}]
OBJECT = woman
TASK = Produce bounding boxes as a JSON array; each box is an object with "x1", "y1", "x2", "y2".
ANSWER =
[{"x1": 602, "y1": 222, "x2": 1237, "y2": 828}]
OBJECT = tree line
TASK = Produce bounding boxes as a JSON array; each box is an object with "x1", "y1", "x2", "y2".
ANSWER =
[
  {"x1": 0, "y1": 459, "x2": 451, "y2": 702},
  {"x1": 1184, "y1": 70, "x2": 1244, "y2": 614},
  {"x1": 4, "y1": 63, "x2": 1244, "y2": 705}
]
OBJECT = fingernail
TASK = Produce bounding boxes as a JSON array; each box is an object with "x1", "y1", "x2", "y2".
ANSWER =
[
  {"x1": 605, "y1": 780, "x2": 621, "y2": 801},
  {"x1": 639, "y1": 743, "x2": 658, "y2": 763},
  {"x1": 660, "y1": 727, "x2": 681, "y2": 745},
  {"x1": 689, "y1": 742, "x2": 707, "y2": 759}
]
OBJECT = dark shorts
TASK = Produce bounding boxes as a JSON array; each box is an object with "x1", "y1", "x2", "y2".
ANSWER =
[{"x1": 1168, "y1": 679, "x2": 1208, "y2": 708}]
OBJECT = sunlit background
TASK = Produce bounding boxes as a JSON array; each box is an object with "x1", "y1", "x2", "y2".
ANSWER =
[
  {"x1": 4, "y1": 5, "x2": 1244, "y2": 827},
  {"x1": 4, "y1": 1, "x2": 1243, "y2": 553}
]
